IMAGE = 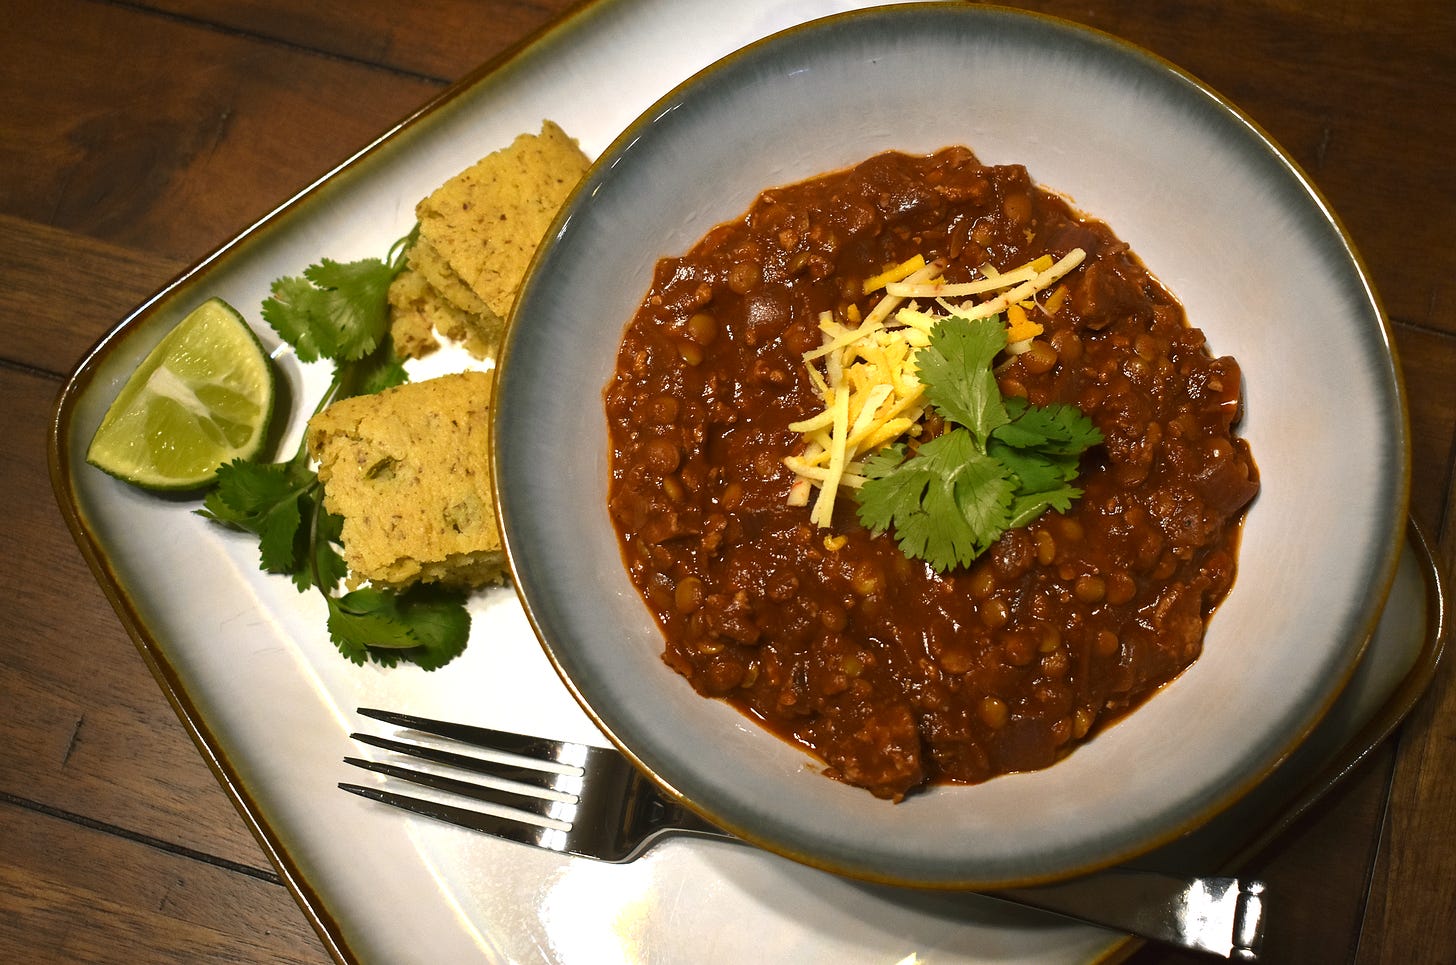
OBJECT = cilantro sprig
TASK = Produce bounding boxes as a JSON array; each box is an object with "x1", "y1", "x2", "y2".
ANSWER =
[
  {"x1": 854, "y1": 316, "x2": 1102, "y2": 572},
  {"x1": 200, "y1": 227, "x2": 472, "y2": 670}
]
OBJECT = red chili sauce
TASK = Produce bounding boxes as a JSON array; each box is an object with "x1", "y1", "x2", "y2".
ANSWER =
[{"x1": 604, "y1": 147, "x2": 1258, "y2": 800}]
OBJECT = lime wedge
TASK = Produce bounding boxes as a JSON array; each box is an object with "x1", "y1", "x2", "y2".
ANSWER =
[{"x1": 87, "y1": 297, "x2": 275, "y2": 490}]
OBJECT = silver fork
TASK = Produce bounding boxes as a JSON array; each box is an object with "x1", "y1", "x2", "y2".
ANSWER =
[{"x1": 340, "y1": 708, "x2": 1265, "y2": 960}]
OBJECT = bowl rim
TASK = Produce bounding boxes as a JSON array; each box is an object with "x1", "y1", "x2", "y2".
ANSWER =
[{"x1": 492, "y1": 1, "x2": 1411, "y2": 888}]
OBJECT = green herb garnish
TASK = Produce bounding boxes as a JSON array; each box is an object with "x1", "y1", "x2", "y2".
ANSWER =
[
  {"x1": 854, "y1": 315, "x2": 1102, "y2": 572},
  {"x1": 200, "y1": 228, "x2": 471, "y2": 670}
]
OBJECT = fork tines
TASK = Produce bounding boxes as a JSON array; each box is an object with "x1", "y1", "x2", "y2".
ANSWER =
[{"x1": 341, "y1": 708, "x2": 591, "y2": 844}]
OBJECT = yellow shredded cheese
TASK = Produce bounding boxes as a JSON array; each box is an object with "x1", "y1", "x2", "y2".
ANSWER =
[
  {"x1": 1041, "y1": 284, "x2": 1068, "y2": 316},
  {"x1": 947, "y1": 249, "x2": 1086, "y2": 322},
  {"x1": 808, "y1": 388, "x2": 851, "y2": 528},
  {"x1": 862, "y1": 255, "x2": 927, "y2": 295},
  {"x1": 1005, "y1": 304, "x2": 1044, "y2": 343},
  {"x1": 784, "y1": 455, "x2": 866, "y2": 487},
  {"x1": 788, "y1": 408, "x2": 836, "y2": 434},
  {"x1": 784, "y1": 247, "x2": 1085, "y2": 528},
  {"x1": 886, "y1": 261, "x2": 1038, "y2": 299}
]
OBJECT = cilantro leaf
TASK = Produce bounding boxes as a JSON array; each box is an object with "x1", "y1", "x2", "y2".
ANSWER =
[
  {"x1": 915, "y1": 316, "x2": 1009, "y2": 442},
  {"x1": 329, "y1": 587, "x2": 419, "y2": 664},
  {"x1": 261, "y1": 276, "x2": 339, "y2": 363},
  {"x1": 990, "y1": 446, "x2": 1083, "y2": 495},
  {"x1": 992, "y1": 397, "x2": 1104, "y2": 455},
  {"x1": 307, "y1": 509, "x2": 350, "y2": 594},
  {"x1": 1006, "y1": 484, "x2": 1084, "y2": 530},
  {"x1": 857, "y1": 430, "x2": 1017, "y2": 572},
  {"x1": 200, "y1": 458, "x2": 315, "y2": 576},
  {"x1": 338, "y1": 342, "x2": 410, "y2": 399},
  {"x1": 327, "y1": 586, "x2": 470, "y2": 670},
  {"x1": 261, "y1": 252, "x2": 405, "y2": 364},
  {"x1": 390, "y1": 586, "x2": 474, "y2": 671},
  {"x1": 989, "y1": 397, "x2": 1102, "y2": 494},
  {"x1": 303, "y1": 258, "x2": 397, "y2": 360},
  {"x1": 852, "y1": 313, "x2": 1102, "y2": 572},
  {"x1": 855, "y1": 443, "x2": 911, "y2": 530}
]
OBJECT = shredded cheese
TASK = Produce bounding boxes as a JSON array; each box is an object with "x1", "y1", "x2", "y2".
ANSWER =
[
  {"x1": 808, "y1": 387, "x2": 852, "y2": 528},
  {"x1": 1005, "y1": 304, "x2": 1044, "y2": 343},
  {"x1": 885, "y1": 262, "x2": 1037, "y2": 299},
  {"x1": 783, "y1": 247, "x2": 1086, "y2": 528},
  {"x1": 862, "y1": 255, "x2": 927, "y2": 294},
  {"x1": 945, "y1": 249, "x2": 1085, "y2": 322},
  {"x1": 1041, "y1": 283, "x2": 1068, "y2": 316}
]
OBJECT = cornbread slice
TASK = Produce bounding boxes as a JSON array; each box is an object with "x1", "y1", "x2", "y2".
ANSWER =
[
  {"x1": 306, "y1": 371, "x2": 505, "y2": 590},
  {"x1": 415, "y1": 120, "x2": 590, "y2": 322},
  {"x1": 384, "y1": 120, "x2": 589, "y2": 363}
]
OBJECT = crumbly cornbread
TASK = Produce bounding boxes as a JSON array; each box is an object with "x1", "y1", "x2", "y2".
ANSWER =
[
  {"x1": 407, "y1": 234, "x2": 495, "y2": 319},
  {"x1": 306, "y1": 370, "x2": 505, "y2": 590},
  {"x1": 387, "y1": 267, "x2": 500, "y2": 361},
  {"x1": 386, "y1": 269, "x2": 446, "y2": 360},
  {"x1": 415, "y1": 119, "x2": 589, "y2": 320},
  {"x1": 388, "y1": 120, "x2": 590, "y2": 361}
]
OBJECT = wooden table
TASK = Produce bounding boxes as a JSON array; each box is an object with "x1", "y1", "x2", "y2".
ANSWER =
[{"x1": 4, "y1": 1, "x2": 1453, "y2": 961}]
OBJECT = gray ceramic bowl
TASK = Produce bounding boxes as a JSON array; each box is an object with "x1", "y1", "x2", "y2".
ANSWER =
[{"x1": 493, "y1": 3, "x2": 1407, "y2": 888}]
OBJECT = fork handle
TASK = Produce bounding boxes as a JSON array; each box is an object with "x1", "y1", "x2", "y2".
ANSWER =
[{"x1": 991, "y1": 870, "x2": 1265, "y2": 959}]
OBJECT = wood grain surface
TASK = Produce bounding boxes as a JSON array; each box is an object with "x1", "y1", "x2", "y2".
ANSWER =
[{"x1": 4, "y1": 0, "x2": 1452, "y2": 962}]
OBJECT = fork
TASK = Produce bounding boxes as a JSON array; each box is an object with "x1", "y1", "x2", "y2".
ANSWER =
[{"x1": 340, "y1": 708, "x2": 1265, "y2": 960}]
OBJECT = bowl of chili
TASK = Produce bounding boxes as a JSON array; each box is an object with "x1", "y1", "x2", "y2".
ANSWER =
[{"x1": 492, "y1": 3, "x2": 1407, "y2": 887}]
